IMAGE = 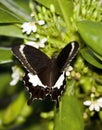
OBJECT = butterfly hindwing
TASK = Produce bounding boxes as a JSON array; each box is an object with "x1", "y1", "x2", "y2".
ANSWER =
[
  {"x1": 23, "y1": 73, "x2": 47, "y2": 105},
  {"x1": 23, "y1": 71, "x2": 66, "y2": 107},
  {"x1": 51, "y1": 77, "x2": 66, "y2": 107}
]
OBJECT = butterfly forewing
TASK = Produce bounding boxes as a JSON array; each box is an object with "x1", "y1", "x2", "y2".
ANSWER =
[
  {"x1": 56, "y1": 41, "x2": 79, "y2": 71},
  {"x1": 12, "y1": 44, "x2": 51, "y2": 74}
]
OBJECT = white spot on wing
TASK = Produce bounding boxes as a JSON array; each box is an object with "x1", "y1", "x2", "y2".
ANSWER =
[
  {"x1": 26, "y1": 86, "x2": 29, "y2": 91},
  {"x1": 27, "y1": 72, "x2": 65, "y2": 90},
  {"x1": 29, "y1": 92, "x2": 32, "y2": 99},
  {"x1": 18, "y1": 45, "x2": 36, "y2": 74},
  {"x1": 53, "y1": 72, "x2": 65, "y2": 89},
  {"x1": 19, "y1": 45, "x2": 25, "y2": 54},
  {"x1": 28, "y1": 73, "x2": 47, "y2": 88},
  {"x1": 69, "y1": 42, "x2": 75, "y2": 57}
]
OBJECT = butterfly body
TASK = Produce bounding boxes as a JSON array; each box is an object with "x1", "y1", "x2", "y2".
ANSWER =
[{"x1": 12, "y1": 41, "x2": 79, "y2": 107}]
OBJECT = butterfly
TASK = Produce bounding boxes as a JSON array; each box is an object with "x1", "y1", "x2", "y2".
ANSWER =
[{"x1": 12, "y1": 41, "x2": 79, "y2": 107}]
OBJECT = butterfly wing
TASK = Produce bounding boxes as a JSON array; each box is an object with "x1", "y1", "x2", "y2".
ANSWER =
[
  {"x1": 56, "y1": 41, "x2": 79, "y2": 72},
  {"x1": 50, "y1": 41, "x2": 79, "y2": 106},
  {"x1": 12, "y1": 42, "x2": 79, "y2": 107},
  {"x1": 12, "y1": 44, "x2": 51, "y2": 74},
  {"x1": 23, "y1": 73, "x2": 47, "y2": 105},
  {"x1": 12, "y1": 44, "x2": 52, "y2": 104}
]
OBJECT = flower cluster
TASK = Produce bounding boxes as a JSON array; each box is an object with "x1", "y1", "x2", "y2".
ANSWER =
[
  {"x1": 83, "y1": 93, "x2": 102, "y2": 112},
  {"x1": 10, "y1": 66, "x2": 24, "y2": 86}
]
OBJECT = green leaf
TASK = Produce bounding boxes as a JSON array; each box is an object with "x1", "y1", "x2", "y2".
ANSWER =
[
  {"x1": 93, "y1": 52, "x2": 102, "y2": 61},
  {"x1": 0, "y1": 8, "x2": 21, "y2": 23},
  {"x1": 0, "y1": 24, "x2": 36, "y2": 41},
  {"x1": 0, "y1": 47, "x2": 12, "y2": 64},
  {"x1": 2, "y1": 92, "x2": 26, "y2": 124},
  {"x1": 77, "y1": 21, "x2": 102, "y2": 56},
  {"x1": 80, "y1": 48, "x2": 102, "y2": 69},
  {"x1": 56, "y1": 0, "x2": 73, "y2": 31},
  {"x1": 0, "y1": 0, "x2": 31, "y2": 21},
  {"x1": 0, "y1": 72, "x2": 11, "y2": 97},
  {"x1": 54, "y1": 81, "x2": 84, "y2": 130}
]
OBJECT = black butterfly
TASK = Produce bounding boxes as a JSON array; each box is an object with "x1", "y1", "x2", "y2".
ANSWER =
[{"x1": 12, "y1": 41, "x2": 79, "y2": 107}]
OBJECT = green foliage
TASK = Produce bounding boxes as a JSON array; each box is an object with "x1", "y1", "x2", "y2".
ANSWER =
[
  {"x1": 54, "y1": 95, "x2": 84, "y2": 130},
  {"x1": 35, "y1": 0, "x2": 62, "y2": 14},
  {"x1": 0, "y1": 8, "x2": 20, "y2": 23},
  {"x1": 78, "y1": 21, "x2": 102, "y2": 56},
  {"x1": 0, "y1": 0, "x2": 31, "y2": 21},
  {"x1": 0, "y1": 48, "x2": 12, "y2": 64},
  {"x1": 0, "y1": 72, "x2": 12, "y2": 97},
  {"x1": 0, "y1": 0, "x2": 102, "y2": 130},
  {"x1": 80, "y1": 48, "x2": 102, "y2": 69},
  {"x1": 2, "y1": 92, "x2": 27, "y2": 124},
  {"x1": 77, "y1": 21, "x2": 102, "y2": 68},
  {"x1": 0, "y1": 25, "x2": 36, "y2": 40}
]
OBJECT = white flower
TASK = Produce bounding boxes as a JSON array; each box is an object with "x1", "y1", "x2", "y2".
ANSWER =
[
  {"x1": 38, "y1": 20, "x2": 45, "y2": 25},
  {"x1": 39, "y1": 38, "x2": 47, "y2": 47},
  {"x1": 21, "y1": 22, "x2": 37, "y2": 35},
  {"x1": 99, "y1": 0, "x2": 102, "y2": 4},
  {"x1": 83, "y1": 97, "x2": 102, "y2": 112},
  {"x1": 10, "y1": 66, "x2": 24, "y2": 86},
  {"x1": 25, "y1": 38, "x2": 47, "y2": 49},
  {"x1": 21, "y1": 20, "x2": 45, "y2": 35},
  {"x1": 65, "y1": 66, "x2": 73, "y2": 76}
]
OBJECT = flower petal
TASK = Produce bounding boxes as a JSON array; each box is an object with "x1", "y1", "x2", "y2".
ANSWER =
[
  {"x1": 89, "y1": 104, "x2": 94, "y2": 111},
  {"x1": 26, "y1": 41, "x2": 39, "y2": 48},
  {"x1": 66, "y1": 71, "x2": 70, "y2": 76},
  {"x1": 41, "y1": 38, "x2": 47, "y2": 43},
  {"x1": 32, "y1": 25, "x2": 37, "y2": 33},
  {"x1": 10, "y1": 66, "x2": 24, "y2": 86},
  {"x1": 97, "y1": 98, "x2": 102, "y2": 108},
  {"x1": 38, "y1": 20, "x2": 45, "y2": 25},
  {"x1": 26, "y1": 29, "x2": 32, "y2": 35},
  {"x1": 68, "y1": 66, "x2": 73, "y2": 71},
  {"x1": 10, "y1": 76, "x2": 19, "y2": 86},
  {"x1": 83, "y1": 100, "x2": 91, "y2": 106},
  {"x1": 97, "y1": 97, "x2": 102, "y2": 102},
  {"x1": 94, "y1": 104, "x2": 100, "y2": 112},
  {"x1": 21, "y1": 22, "x2": 37, "y2": 35},
  {"x1": 21, "y1": 22, "x2": 28, "y2": 28}
]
